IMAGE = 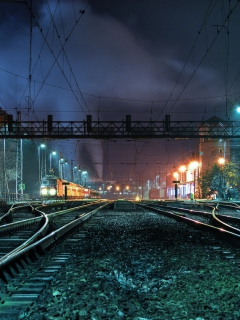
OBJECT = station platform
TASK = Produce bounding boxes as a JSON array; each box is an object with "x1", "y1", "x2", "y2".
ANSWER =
[{"x1": 114, "y1": 200, "x2": 136, "y2": 210}]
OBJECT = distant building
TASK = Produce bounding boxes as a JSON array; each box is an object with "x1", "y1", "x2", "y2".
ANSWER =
[{"x1": 165, "y1": 116, "x2": 232, "y2": 199}]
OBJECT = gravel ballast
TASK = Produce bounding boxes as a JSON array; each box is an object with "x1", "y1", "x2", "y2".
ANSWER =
[{"x1": 18, "y1": 209, "x2": 240, "y2": 320}]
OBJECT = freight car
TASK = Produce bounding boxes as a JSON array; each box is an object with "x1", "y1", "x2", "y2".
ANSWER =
[{"x1": 40, "y1": 175, "x2": 100, "y2": 199}]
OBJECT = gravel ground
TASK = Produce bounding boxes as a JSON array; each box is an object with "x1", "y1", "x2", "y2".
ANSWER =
[{"x1": 18, "y1": 209, "x2": 240, "y2": 320}]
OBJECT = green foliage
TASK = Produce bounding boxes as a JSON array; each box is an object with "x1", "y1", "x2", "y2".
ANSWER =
[{"x1": 199, "y1": 161, "x2": 240, "y2": 199}]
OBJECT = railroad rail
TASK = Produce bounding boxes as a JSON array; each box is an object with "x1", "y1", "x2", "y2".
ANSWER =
[
  {"x1": 0, "y1": 200, "x2": 109, "y2": 282},
  {"x1": 138, "y1": 201, "x2": 240, "y2": 241},
  {"x1": 1, "y1": 200, "x2": 240, "y2": 318}
]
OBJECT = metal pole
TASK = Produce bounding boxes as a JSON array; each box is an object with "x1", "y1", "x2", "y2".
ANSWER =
[{"x1": 175, "y1": 183, "x2": 178, "y2": 201}]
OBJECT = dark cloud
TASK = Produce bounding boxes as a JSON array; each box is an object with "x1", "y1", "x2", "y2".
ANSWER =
[{"x1": 0, "y1": 0, "x2": 240, "y2": 183}]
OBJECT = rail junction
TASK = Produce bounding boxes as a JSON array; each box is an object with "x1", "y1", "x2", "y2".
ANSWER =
[{"x1": 1, "y1": 199, "x2": 240, "y2": 318}]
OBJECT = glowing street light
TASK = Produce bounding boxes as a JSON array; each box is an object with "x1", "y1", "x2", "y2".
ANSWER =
[
  {"x1": 82, "y1": 171, "x2": 87, "y2": 186},
  {"x1": 38, "y1": 143, "x2": 46, "y2": 182},
  {"x1": 59, "y1": 158, "x2": 64, "y2": 179},
  {"x1": 218, "y1": 157, "x2": 225, "y2": 165},
  {"x1": 49, "y1": 151, "x2": 57, "y2": 173},
  {"x1": 189, "y1": 161, "x2": 199, "y2": 170},
  {"x1": 179, "y1": 165, "x2": 186, "y2": 182},
  {"x1": 173, "y1": 171, "x2": 179, "y2": 180},
  {"x1": 189, "y1": 161, "x2": 200, "y2": 199},
  {"x1": 218, "y1": 157, "x2": 226, "y2": 197}
]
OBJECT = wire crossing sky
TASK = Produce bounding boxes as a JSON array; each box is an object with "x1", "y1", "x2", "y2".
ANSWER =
[{"x1": 1, "y1": 0, "x2": 240, "y2": 182}]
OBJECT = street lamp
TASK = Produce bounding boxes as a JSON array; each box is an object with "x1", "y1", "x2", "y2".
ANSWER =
[
  {"x1": 49, "y1": 151, "x2": 56, "y2": 174},
  {"x1": 107, "y1": 185, "x2": 112, "y2": 199},
  {"x1": 173, "y1": 171, "x2": 179, "y2": 180},
  {"x1": 82, "y1": 171, "x2": 87, "y2": 186},
  {"x1": 116, "y1": 185, "x2": 120, "y2": 199},
  {"x1": 218, "y1": 157, "x2": 225, "y2": 165},
  {"x1": 59, "y1": 158, "x2": 64, "y2": 179},
  {"x1": 71, "y1": 160, "x2": 78, "y2": 182},
  {"x1": 172, "y1": 171, "x2": 180, "y2": 200},
  {"x1": 64, "y1": 160, "x2": 68, "y2": 180},
  {"x1": 179, "y1": 165, "x2": 186, "y2": 182},
  {"x1": 218, "y1": 157, "x2": 226, "y2": 199},
  {"x1": 178, "y1": 165, "x2": 187, "y2": 199},
  {"x1": 72, "y1": 165, "x2": 77, "y2": 183},
  {"x1": 38, "y1": 143, "x2": 46, "y2": 182},
  {"x1": 189, "y1": 161, "x2": 200, "y2": 199},
  {"x1": 78, "y1": 167, "x2": 82, "y2": 184}
]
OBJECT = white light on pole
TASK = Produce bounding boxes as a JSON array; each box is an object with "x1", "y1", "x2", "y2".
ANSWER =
[
  {"x1": 189, "y1": 161, "x2": 200, "y2": 199},
  {"x1": 59, "y1": 158, "x2": 64, "y2": 179},
  {"x1": 50, "y1": 151, "x2": 56, "y2": 173},
  {"x1": 82, "y1": 171, "x2": 87, "y2": 186},
  {"x1": 39, "y1": 144, "x2": 46, "y2": 181}
]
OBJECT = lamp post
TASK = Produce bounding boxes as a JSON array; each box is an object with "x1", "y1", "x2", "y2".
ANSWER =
[
  {"x1": 78, "y1": 167, "x2": 82, "y2": 184},
  {"x1": 218, "y1": 157, "x2": 225, "y2": 165},
  {"x1": 179, "y1": 165, "x2": 186, "y2": 182},
  {"x1": 82, "y1": 171, "x2": 87, "y2": 186},
  {"x1": 59, "y1": 158, "x2": 64, "y2": 179},
  {"x1": 49, "y1": 151, "x2": 56, "y2": 174},
  {"x1": 63, "y1": 160, "x2": 68, "y2": 180},
  {"x1": 72, "y1": 165, "x2": 77, "y2": 183},
  {"x1": 178, "y1": 165, "x2": 187, "y2": 199},
  {"x1": 107, "y1": 185, "x2": 111, "y2": 199},
  {"x1": 125, "y1": 185, "x2": 129, "y2": 199},
  {"x1": 189, "y1": 161, "x2": 200, "y2": 200},
  {"x1": 173, "y1": 171, "x2": 180, "y2": 200},
  {"x1": 218, "y1": 157, "x2": 226, "y2": 199},
  {"x1": 38, "y1": 143, "x2": 46, "y2": 183},
  {"x1": 116, "y1": 185, "x2": 120, "y2": 199},
  {"x1": 70, "y1": 160, "x2": 77, "y2": 182}
]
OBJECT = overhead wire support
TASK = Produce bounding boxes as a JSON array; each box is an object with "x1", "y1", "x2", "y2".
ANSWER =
[
  {"x1": 16, "y1": 111, "x2": 23, "y2": 200},
  {"x1": 1, "y1": 115, "x2": 240, "y2": 139},
  {"x1": 28, "y1": 0, "x2": 33, "y2": 116}
]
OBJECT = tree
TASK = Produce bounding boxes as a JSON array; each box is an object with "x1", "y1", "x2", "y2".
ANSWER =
[{"x1": 199, "y1": 161, "x2": 240, "y2": 199}]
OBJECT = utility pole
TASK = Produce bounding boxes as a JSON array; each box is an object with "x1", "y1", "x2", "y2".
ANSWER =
[
  {"x1": 16, "y1": 111, "x2": 23, "y2": 200},
  {"x1": 0, "y1": 0, "x2": 33, "y2": 200}
]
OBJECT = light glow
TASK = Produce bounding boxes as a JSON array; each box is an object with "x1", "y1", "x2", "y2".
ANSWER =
[
  {"x1": 49, "y1": 188, "x2": 57, "y2": 196},
  {"x1": 179, "y1": 165, "x2": 186, "y2": 172},
  {"x1": 41, "y1": 188, "x2": 48, "y2": 195},
  {"x1": 189, "y1": 161, "x2": 199, "y2": 170},
  {"x1": 218, "y1": 157, "x2": 225, "y2": 165}
]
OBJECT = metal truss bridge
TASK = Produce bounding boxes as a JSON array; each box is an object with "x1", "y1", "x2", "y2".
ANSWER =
[{"x1": 2, "y1": 114, "x2": 240, "y2": 139}]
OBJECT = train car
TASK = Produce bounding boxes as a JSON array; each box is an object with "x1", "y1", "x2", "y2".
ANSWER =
[
  {"x1": 81, "y1": 187, "x2": 101, "y2": 199},
  {"x1": 89, "y1": 188, "x2": 101, "y2": 199},
  {"x1": 40, "y1": 175, "x2": 84, "y2": 199},
  {"x1": 40, "y1": 175, "x2": 100, "y2": 199}
]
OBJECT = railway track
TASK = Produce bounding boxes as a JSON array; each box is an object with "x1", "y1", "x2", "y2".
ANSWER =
[
  {"x1": 139, "y1": 200, "x2": 240, "y2": 240},
  {"x1": 0, "y1": 203, "x2": 47, "y2": 261},
  {"x1": 0, "y1": 199, "x2": 111, "y2": 318},
  {"x1": 1, "y1": 200, "x2": 240, "y2": 319},
  {"x1": 0, "y1": 200, "x2": 105, "y2": 261}
]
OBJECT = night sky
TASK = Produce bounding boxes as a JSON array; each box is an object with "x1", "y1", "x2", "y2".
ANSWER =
[{"x1": 0, "y1": 0, "x2": 240, "y2": 184}]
